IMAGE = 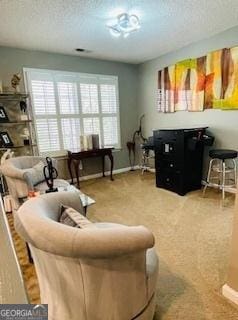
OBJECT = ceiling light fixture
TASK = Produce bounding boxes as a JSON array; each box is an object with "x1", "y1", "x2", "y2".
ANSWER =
[{"x1": 108, "y1": 13, "x2": 140, "y2": 38}]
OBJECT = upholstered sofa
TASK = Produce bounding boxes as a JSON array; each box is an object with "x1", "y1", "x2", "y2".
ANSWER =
[
  {"x1": 1, "y1": 156, "x2": 69, "y2": 207},
  {"x1": 15, "y1": 191, "x2": 159, "y2": 320}
]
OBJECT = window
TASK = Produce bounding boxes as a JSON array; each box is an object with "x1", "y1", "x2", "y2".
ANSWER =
[{"x1": 24, "y1": 68, "x2": 121, "y2": 156}]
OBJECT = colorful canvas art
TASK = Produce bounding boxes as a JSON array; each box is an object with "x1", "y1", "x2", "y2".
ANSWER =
[
  {"x1": 190, "y1": 56, "x2": 206, "y2": 112},
  {"x1": 174, "y1": 59, "x2": 191, "y2": 111},
  {"x1": 157, "y1": 46, "x2": 238, "y2": 112},
  {"x1": 157, "y1": 65, "x2": 175, "y2": 113},
  {"x1": 205, "y1": 49, "x2": 222, "y2": 109}
]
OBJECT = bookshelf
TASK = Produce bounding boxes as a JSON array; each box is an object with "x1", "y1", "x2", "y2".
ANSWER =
[{"x1": 0, "y1": 93, "x2": 38, "y2": 157}]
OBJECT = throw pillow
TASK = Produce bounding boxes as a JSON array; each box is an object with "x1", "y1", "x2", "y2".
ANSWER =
[
  {"x1": 59, "y1": 205, "x2": 95, "y2": 228},
  {"x1": 23, "y1": 161, "x2": 45, "y2": 189}
]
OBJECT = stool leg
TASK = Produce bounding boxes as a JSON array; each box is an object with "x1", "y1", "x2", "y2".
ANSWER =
[
  {"x1": 233, "y1": 159, "x2": 237, "y2": 186},
  {"x1": 146, "y1": 150, "x2": 150, "y2": 169},
  {"x1": 222, "y1": 160, "x2": 226, "y2": 202},
  {"x1": 142, "y1": 150, "x2": 150, "y2": 174},
  {"x1": 141, "y1": 150, "x2": 146, "y2": 174},
  {"x1": 203, "y1": 158, "x2": 215, "y2": 196},
  {"x1": 0, "y1": 174, "x2": 5, "y2": 194}
]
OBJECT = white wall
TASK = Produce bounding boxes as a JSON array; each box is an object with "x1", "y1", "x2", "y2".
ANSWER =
[{"x1": 138, "y1": 26, "x2": 238, "y2": 155}]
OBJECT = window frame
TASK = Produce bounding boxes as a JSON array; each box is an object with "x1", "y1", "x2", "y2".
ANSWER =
[{"x1": 23, "y1": 68, "x2": 121, "y2": 156}]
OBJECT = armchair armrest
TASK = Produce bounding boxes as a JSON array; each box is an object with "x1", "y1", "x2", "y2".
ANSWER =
[
  {"x1": 16, "y1": 192, "x2": 155, "y2": 259},
  {"x1": 16, "y1": 206, "x2": 155, "y2": 259},
  {"x1": 72, "y1": 225, "x2": 155, "y2": 258},
  {"x1": 1, "y1": 163, "x2": 25, "y2": 180}
]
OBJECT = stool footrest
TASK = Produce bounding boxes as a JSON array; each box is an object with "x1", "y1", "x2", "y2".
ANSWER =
[
  {"x1": 204, "y1": 153, "x2": 237, "y2": 201},
  {"x1": 204, "y1": 182, "x2": 236, "y2": 189},
  {"x1": 203, "y1": 184, "x2": 237, "y2": 195},
  {"x1": 212, "y1": 167, "x2": 235, "y2": 174}
]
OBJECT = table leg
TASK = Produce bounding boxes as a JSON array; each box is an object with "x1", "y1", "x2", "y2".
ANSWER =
[
  {"x1": 26, "y1": 242, "x2": 33, "y2": 264},
  {"x1": 108, "y1": 152, "x2": 114, "y2": 181},
  {"x1": 84, "y1": 206, "x2": 87, "y2": 216},
  {"x1": 73, "y1": 160, "x2": 80, "y2": 188},
  {"x1": 67, "y1": 157, "x2": 74, "y2": 184},
  {"x1": 102, "y1": 155, "x2": 105, "y2": 177}
]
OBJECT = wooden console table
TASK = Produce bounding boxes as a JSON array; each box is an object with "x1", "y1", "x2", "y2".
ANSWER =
[{"x1": 67, "y1": 148, "x2": 114, "y2": 188}]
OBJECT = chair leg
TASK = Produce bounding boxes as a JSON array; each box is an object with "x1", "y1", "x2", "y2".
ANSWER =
[
  {"x1": 0, "y1": 174, "x2": 5, "y2": 194},
  {"x1": 26, "y1": 242, "x2": 33, "y2": 264},
  {"x1": 141, "y1": 153, "x2": 145, "y2": 174}
]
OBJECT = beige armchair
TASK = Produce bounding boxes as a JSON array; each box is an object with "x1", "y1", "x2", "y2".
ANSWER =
[
  {"x1": 15, "y1": 191, "x2": 159, "y2": 320},
  {"x1": 1, "y1": 156, "x2": 69, "y2": 207}
]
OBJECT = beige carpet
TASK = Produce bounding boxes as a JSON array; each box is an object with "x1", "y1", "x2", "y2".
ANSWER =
[
  {"x1": 8, "y1": 171, "x2": 238, "y2": 319},
  {"x1": 7, "y1": 212, "x2": 40, "y2": 304}
]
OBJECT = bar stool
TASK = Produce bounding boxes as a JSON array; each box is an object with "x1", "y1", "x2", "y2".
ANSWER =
[
  {"x1": 141, "y1": 136, "x2": 154, "y2": 174},
  {"x1": 203, "y1": 149, "x2": 238, "y2": 200}
]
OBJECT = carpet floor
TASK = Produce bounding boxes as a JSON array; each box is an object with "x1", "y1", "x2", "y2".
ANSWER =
[{"x1": 7, "y1": 171, "x2": 238, "y2": 319}]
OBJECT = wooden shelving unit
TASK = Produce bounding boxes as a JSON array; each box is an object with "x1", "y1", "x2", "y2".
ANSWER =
[
  {"x1": 0, "y1": 144, "x2": 37, "y2": 151},
  {"x1": 1, "y1": 120, "x2": 33, "y2": 125}
]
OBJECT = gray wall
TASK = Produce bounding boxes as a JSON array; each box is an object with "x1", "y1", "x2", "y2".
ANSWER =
[
  {"x1": 1, "y1": 25, "x2": 238, "y2": 180},
  {"x1": 0, "y1": 47, "x2": 139, "y2": 179},
  {"x1": 138, "y1": 25, "x2": 238, "y2": 175}
]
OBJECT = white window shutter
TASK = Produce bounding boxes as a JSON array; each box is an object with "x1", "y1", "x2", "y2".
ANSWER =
[
  {"x1": 80, "y1": 83, "x2": 99, "y2": 114},
  {"x1": 83, "y1": 117, "x2": 100, "y2": 135},
  {"x1": 35, "y1": 119, "x2": 60, "y2": 153},
  {"x1": 103, "y1": 117, "x2": 118, "y2": 146},
  {"x1": 61, "y1": 118, "x2": 81, "y2": 151},
  {"x1": 100, "y1": 84, "x2": 117, "y2": 114},
  {"x1": 31, "y1": 80, "x2": 56, "y2": 115},
  {"x1": 57, "y1": 82, "x2": 79, "y2": 114},
  {"x1": 25, "y1": 68, "x2": 121, "y2": 155}
]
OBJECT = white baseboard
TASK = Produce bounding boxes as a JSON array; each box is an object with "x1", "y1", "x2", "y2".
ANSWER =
[
  {"x1": 222, "y1": 284, "x2": 238, "y2": 305},
  {"x1": 68, "y1": 165, "x2": 140, "y2": 183}
]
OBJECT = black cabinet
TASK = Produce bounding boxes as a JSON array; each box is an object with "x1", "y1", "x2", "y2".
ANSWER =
[{"x1": 154, "y1": 127, "x2": 211, "y2": 196}]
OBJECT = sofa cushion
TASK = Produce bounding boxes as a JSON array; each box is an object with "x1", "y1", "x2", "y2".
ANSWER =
[
  {"x1": 23, "y1": 161, "x2": 45, "y2": 189},
  {"x1": 59, "y1": 205, "x2": 95, "y2": 228}
]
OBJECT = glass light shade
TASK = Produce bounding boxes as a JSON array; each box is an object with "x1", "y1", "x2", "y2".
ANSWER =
[
  {"x1": 109, "y1": 27, "x2": 121, "y2": 37},
  {"x1": 118, "y1": 14, "x2": 130, "y2": 32},
  {"x1": 108, "y1": 13, "x2": 140, "y2": 38},
  {"x1": 129, "y1": 15, "x2": 140, "y2": 28}
]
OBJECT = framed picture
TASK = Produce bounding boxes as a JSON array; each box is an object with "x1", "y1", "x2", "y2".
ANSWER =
[
  {"x1": 0, "y1": 106, "x2": 9, "y2": 123},
  {"x1": 0, "y1": 132, "x2": 14, "y2": 147}
]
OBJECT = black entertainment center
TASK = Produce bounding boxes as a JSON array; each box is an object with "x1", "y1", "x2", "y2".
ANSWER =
[{"x1": 153, "y1": 127, "x2": 214, "y2": 196}]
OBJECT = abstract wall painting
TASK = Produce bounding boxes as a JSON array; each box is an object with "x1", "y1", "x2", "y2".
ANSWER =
[
  {"x1": 205, "y1": 49, "x2": 222, "y2": 109},
  {"x1": 157, "y1": 65, "x2": 175, "y2": 113},
  {"x1": 190, "y1": 56, "x2": 206, "y2": 112},
  {"x1": 218, "y1": 47, "x2": 238, "y2": 110},
  {"x1": 157, "y1": 46, "x2": 238, "y2": 113},
  {"x1": 174, "y1": 59, "x2": 191, "y2": 111}
]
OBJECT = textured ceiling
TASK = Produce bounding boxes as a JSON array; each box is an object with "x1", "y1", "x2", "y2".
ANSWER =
[{"x1": 0, "y1": 0, "x2": 238, "y2": 64}]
